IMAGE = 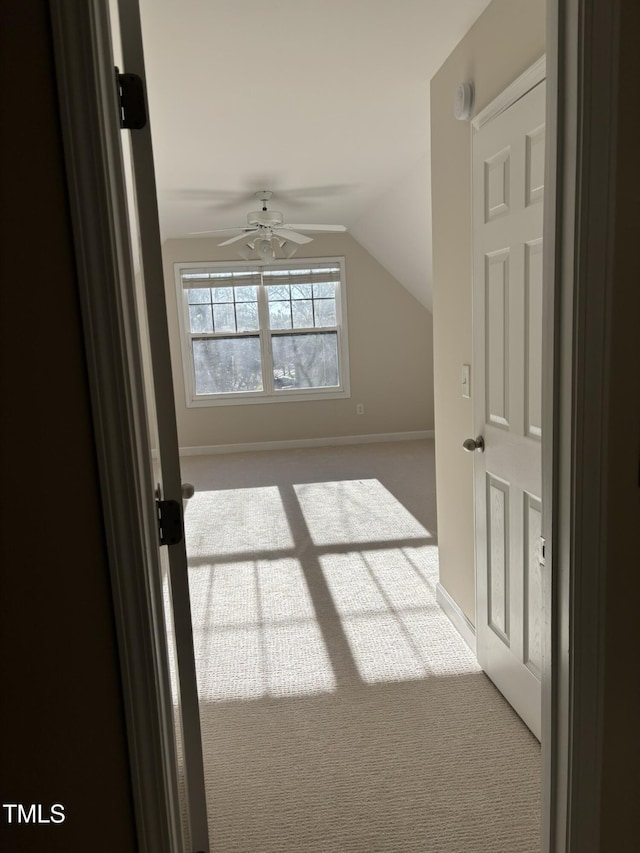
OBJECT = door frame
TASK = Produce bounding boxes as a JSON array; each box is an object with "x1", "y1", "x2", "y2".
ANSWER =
[
  {"x1": 48, "y1": 0, "x2": 621, "y2": 851},
  {"x1": 543, "y1": 0, "x2": 620, "y2": 849},
  {"x1": 49, "y1": 2, "x2": 190, "y2": 851}
]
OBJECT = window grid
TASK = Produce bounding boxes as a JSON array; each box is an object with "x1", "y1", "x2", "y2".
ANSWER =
[
  {"x1": 265, "y1": 283, "x2": 336, "y2": 332},
  {"x1": 187, "y1": 284, "x2": 261, "y2": 336}
]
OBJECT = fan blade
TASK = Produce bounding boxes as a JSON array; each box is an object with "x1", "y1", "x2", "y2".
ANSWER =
[
  {"x1": 273, "y1": 228, "x2": 313, "y2": 245},
  {"x1": 187, "y1": 226, "x2": 247, "y2": 236},
  {"x1": 218, "y1": 230, "x2": 260, "y2": 246},
  {"x1": 283, "y1": 224, "x2": 347, "y2": 232}
]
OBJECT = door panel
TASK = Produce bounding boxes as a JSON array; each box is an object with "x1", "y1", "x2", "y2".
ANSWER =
[
  {"x1": 525, "y1": 124, "x2": 545, "y2": 207},
  {"x1": 524, "y1": 240, "x2": 544, "y2": 439},
  {"x1": 485, "y1": 249, "x2": 510, "y2": 427},
  {"x1": 487, "y1": 474, "x2": 510, "y2": 640},
  {"x1": 473, "y1": 80, "x2": 546, "y2": 740},
  {"x1": 484, "y1": 146, "x2": 511, "y2": 221},
  {"x1": 524, "y1": 493, "x2": 543, "y2": 678}
]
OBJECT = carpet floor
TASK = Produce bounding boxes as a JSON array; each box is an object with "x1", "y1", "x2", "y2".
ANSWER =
[{"x1": 179, "y1": 440, "x2": 541, "y2": 852}]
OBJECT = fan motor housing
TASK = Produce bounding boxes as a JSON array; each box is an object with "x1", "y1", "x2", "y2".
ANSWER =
[{"x1": 247, "y1": 209, "x2": 283, "y2": 227}]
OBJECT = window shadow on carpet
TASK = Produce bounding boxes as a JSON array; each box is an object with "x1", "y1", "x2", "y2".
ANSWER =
[{"x1": 181, "y1": 475, "x2": 454, "y2": 701}]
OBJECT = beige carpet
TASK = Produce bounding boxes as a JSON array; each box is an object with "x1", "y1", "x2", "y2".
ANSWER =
[{"x1": 179, "y1": 440, "x2": 541, "y2": 852}]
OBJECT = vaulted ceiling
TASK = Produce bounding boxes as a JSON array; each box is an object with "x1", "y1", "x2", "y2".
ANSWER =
[{"x1": 140, "y1": 0, "x2": 492, "y2": 310}]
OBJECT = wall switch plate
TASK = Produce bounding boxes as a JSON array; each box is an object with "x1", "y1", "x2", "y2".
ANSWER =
[
  {"x1": 356, "y1": 403, "x2": 365, "y2": 415},
  {"x1": 462, "y1": 364, "x2": 471, "y2": 398}
]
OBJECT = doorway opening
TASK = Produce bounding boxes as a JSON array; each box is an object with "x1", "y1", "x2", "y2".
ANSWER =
[{"x1": 116, "y1": 1, "x2": 547, "y2": 850}]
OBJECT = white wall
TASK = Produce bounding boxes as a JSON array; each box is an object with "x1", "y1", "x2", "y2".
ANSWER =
[
  {"x1": 351, "y1": 148, "x2": 433, "y2": 311},
  {"x1": 162, "y1": 233, "x2": 434, "y2": 449},
  {"x1": 430, "y1": 0, "x2": 546, "y2": 623}
]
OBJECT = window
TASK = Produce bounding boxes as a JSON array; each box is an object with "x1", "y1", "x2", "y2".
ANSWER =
[{"x1": 175, "y1": 258, "x2": 350, "y2": 406}]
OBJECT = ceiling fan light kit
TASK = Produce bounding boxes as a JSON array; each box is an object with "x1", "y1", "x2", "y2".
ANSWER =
[
  {"x1": 237, "y1": 234, "x2": 297, "y2": 263},
  {"x1": 188, "y1": 190, "x2": 347, "y2": 262},
  {"x1": 258, "y1": 237, "x2": 278, "y2": 261}
]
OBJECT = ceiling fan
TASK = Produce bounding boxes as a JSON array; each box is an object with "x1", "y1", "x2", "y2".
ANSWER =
[{"x1": 188, "y1": 190, "x2": 347, "y2": 261}]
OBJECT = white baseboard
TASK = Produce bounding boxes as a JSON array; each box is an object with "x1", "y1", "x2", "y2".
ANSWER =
[
  {"x1": 436, "y1": 583, "x2": 477, "y2": 655},
  {"x1": 179, "y1": 430, "x2": 434, "y2": 457}
]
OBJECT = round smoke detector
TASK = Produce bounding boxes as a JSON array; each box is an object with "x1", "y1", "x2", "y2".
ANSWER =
[{"x1": 454, "y1": 82, "x2": 474, "y2": 121}]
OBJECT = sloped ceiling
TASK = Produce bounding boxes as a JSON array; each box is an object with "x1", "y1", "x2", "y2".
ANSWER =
[{"x1": 140, "y1": 0, "x2": 491, "y2": 310}]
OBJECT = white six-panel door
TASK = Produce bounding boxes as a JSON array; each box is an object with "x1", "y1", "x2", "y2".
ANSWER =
[{"x1": 472, "y1": 80, "x2": 545, "y2": 740}]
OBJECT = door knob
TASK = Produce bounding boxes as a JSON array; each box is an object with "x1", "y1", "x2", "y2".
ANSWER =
[
  {"x1": 463, "y1": 435, "x2": 485, "y2": 453},
  {"x1": 181, "y1": 482, "x2": 195, "y2": 500}
]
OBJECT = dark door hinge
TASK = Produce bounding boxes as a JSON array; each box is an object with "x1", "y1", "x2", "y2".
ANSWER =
[
  {"x1": 156, "y1": 499, "x2": 183, "y2": 547},
  {"x1": 115, "y1": 67, "x2": 147, "y2": 130}
]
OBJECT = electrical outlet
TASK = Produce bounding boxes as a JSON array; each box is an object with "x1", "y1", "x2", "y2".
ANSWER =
[{"x1": 356, "y1": 403, "x2": 365, "y2": 415}]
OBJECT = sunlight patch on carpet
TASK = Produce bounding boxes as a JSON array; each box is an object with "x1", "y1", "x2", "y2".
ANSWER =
[
  {"x1": 293, "y1": 479, "x2": 434, "y2": 545},
  {"x1": 179, "y1": 478, "x2": 477, "y2": 700},
  {"x1": 186, "y1": 558, "x2": 336, "y2": 701},
  {"x1": 320, "y1": 548, "x2": 480, "y2": 683},
  {"x1": 185, "y1": 486, "x2": 294, "y2": 556}
]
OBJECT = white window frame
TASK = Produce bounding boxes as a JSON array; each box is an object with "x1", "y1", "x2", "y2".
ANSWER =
[{"x1": 174, "y1": 256, "x2": 351, "y2": 407}]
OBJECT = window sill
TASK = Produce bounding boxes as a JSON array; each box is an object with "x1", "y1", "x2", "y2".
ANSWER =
[{"x1": 185, "y1": 388, "x2": 350, "y2": 408}]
